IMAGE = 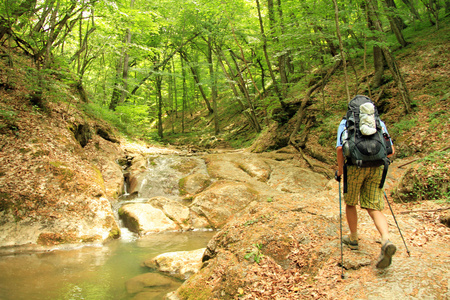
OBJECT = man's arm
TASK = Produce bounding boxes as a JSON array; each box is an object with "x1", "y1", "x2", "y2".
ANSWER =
[
  {"x1": 337, "y1": 146, "x2": 344, "y2": 176},
  {"x1": 388, "y1": 144, "x2": 395, "y2": 158}
]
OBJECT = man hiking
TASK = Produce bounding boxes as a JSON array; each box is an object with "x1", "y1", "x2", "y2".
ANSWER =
[{"x1": 335, "y1": 95, "x2": 396, "y2": 269}]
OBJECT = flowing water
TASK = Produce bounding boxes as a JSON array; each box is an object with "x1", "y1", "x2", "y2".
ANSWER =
[{"x1": 0, "y1": 155, "x2": 215, "y2": 300}]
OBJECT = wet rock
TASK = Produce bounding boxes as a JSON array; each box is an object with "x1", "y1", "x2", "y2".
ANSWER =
[
  {"x1": 0, "y1": 196, "x2": 120, "y2": 248},
  {"x1": 179, "y1": 173, "x2": 212, "y2": 196},
  {"x1": 126, "y1": 154, "x2": 148, "y2": 195},
  {"x1": 267, "y1": 163, "x2": 328, "y2": 194},
  {"x1": 84, "y1": 135, "x2": 125, "y2": 199},
  {"x1": 190, "y1": 180, "x2": 259, "y2": 229},
  {"x1": 148, "y1": 197, "x2": 191, "y2": 231},
  {"x1": 125, "y1": 272, "x2": 177, "y2": 294},
  {"x1": 143, "y1": 248, "x2": 206, "y2": 280},
  {"x1": 204, "y1": 153, "x2": 271, "y2": 183},
  {"x1": 119, "y1": 203, "x2": 178, "y2": 234}
]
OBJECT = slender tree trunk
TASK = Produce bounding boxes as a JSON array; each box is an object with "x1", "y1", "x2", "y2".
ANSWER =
[
  {"x1": 207, "y1": 37, "x2": 219, "y2": 135},
  {"x1": 0, "y1": 0, "x2": 37, "y2": 40},
  {"x1": 121, "y1": 0, "x2": 135, "y2": 103},
  {"x1": 290, "y1": 60, "x2": 342, "y2": 146},
  {"x1": 332, "y1": 0, "x2": 350, "y2": 102},
  {"x1": 421, "y1": 0, "x2": 441, "y2": 29},
  {"x1": 109, "y1": 54, "x2": 123, "y2": 110},
  {"x1": 168, "y1": 63, "x2": 174, "y2": 134},
  {"x1": 383, "y1": 0, "x2": 409, "y2": 48},
  {"x1": 172, "y1": 58, "x2": 178, "y2": 120},
  {"x1": 181, "y1": 55, "x2": 186, "y2": 133},
  {"x1": 255, "y1": 0, "x2": 285, "y2": 108},
  {"x1": 156, "y1": 71, "x2": 163, "y2": 139},
  {"x1": 384, "y1": 0, "x2": 407, "y2": 29},
  {"x1": 363, "y1": 1, "x2": 386, "y2": 89},
  {"x1": 228, "y1": 51, "x2": 262, "y2": 132},
  {"x1": 130, "y1": 33, "x2": 200, "y2": 96},
  {"x1": 267, "y1": 0, "x2": 288, "y2": 96},
  {"x1": 367, "y1": 0, "x2": 412, "y2": 113},
  {"x1": 44, "y1": 0, "x2": 59, "y2": 68},
  {"x1": 179, "y1": 50, "x2": 214, "y2": 114},
  {"x1": 400, "y1": 0, "x2": 422, "y2": 20},
  {"x1": 214, "y1": 47, "x2": 261, "y2": 133}
]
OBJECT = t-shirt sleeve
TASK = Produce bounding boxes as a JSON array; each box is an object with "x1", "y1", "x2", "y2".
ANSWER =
[
  {"x1": 380, "y1": 120, "x2": 393, "y2": 145},
  {"x1": 336, "y1": 119, "x2": 346, "y2": 148}
]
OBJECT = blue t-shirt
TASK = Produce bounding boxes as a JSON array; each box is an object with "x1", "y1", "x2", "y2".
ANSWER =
[{"x1": 336, "y1": 118, "x2": 391, "y2": 148}]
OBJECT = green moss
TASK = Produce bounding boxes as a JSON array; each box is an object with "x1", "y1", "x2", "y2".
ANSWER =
[{"x1": 179, "y1": 177, "x2": 187, "y2": 195}]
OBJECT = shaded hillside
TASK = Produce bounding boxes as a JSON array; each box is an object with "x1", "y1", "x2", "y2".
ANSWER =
[
  {"x1": 163, "y1": 18, "x2": 449, "y2": 163},
  {"x1": 0, "y1": 50, "x2": 126, "y2": 248}
]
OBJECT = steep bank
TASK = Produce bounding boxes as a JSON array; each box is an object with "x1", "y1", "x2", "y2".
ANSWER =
[{"x1": 0, "y1": 51, "x2": 131, "y2": 249}]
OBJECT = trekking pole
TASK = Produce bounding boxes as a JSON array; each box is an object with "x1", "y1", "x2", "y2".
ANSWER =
[
  {"x1": 338, "y1": 177, "x2": 345, "y2": 278},
  {"x1": 383, "y1": 191, "x2": 411, "y2": 256}
]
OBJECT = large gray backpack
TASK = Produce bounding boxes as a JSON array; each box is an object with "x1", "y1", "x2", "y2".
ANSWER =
[{"x1": 340, "y1": 95, "x2": 392, "y2": 192}]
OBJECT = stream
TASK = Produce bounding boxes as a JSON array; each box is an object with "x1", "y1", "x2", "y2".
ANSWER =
[{"x1": 0, "y1": 155, "x2": 215, "y2": 300}]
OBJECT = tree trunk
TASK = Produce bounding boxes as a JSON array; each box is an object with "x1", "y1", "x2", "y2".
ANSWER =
[
  {"x1": 181, "y1": 55, "x2": 186, "y2": 133},
  {"x1": 372, "y1": 46, "x2": 385, "y2": 88},
  {"x1": 289, "y1": 60, "x2": 342, "y2": 147},
  {"x1": 400, "y1": 0, "x2": 422, "y2": 20},
  {"x1": 366, "y1": 0, "x2": 412, "y2": 113},
  {"x1": 121, "y1": 0, "x2": 135, "y2": 103},
  {"x1": 214, "y1": 47, "x2": 261, "y2": 133},
  {"x1": 364, "y1": 1, "x2": 386, "y2": 89},
  {"x1": 255, "y1": 0, "x2": 285, "y2": 108},
  {"x1": 109, "y1": 56, "x2": 123, "y2": 111},
  {"x1": 156, "y1": 71, "x2": 163, "y2": 139},
  {"x1": 179, "y1": 50, "x2": 214, "y2": 114},
  {"x1": 207, "y1": 37, "x2": 219, "y2": 135},
  {"x1": 0, "y1": 0, "x2": 37, "y2": 40},
  {"x1": 383, "y1": 0, "x2": 409, "y2": 48},
  {"x1": 267, "y1": 0, "x2": 288, "y2": 96},
  {"x1": 384, "y1": 0, "x2": 407, "y2": 29},
  {"x1": 130, "y1": 33, "x2": 200, "y2": 96},
  {"x1": 228, "y1": 51, "x2": 262, "y2": 132},
  {"x1": 332, "y1": 0, "x2": 350, "y2": 102}
]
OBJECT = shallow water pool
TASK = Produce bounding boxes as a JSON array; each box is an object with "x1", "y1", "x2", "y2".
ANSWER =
[{"x1": 0, "y1": 230, "x2": 215, "y2": 300}]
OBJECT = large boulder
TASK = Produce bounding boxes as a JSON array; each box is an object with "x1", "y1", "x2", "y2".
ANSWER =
[
  {"x1": 0, "y1": 195, "x2": 120, "y2": 248},
  {"x1": 179, "y1": 173, "x2": 212, "y2": 196},
  {"x1": 189, "y1": 180, "x2": 259, "y2": 229},
  {"x1": 125, "y1": 272, "x2": 179, "y2": 295},
  {"x1": 84, "y1": 134, "x2": 125, "y2": 199},
  {"x1": 149, "y1": 196, "x2": 191, "y2": 231},
  {"x1": 204, "y1": 153, "x2": 271, "y2": 183},
  {"x1": 119, "y1": 203, "x2": 179, "y2": 234},
  {"x1": 143, "y1": 248, "x2": 206, "y2": 280},
  {"x1": 125, "y1": 154, "x2": 148, "y2": 195}
]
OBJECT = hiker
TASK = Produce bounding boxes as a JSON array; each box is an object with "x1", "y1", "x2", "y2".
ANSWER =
[{"x1": 335, "y1": 95, "x2": 396, "y2": 269}]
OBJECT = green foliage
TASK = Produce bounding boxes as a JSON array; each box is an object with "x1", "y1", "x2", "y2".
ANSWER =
[
  {"x1": 244, "y1": 243, "x2": 263, "y2": 264},
  {"x1": 82, "y1": 102, "x2": 156, "y2": 140},
  {"x1": 395, "y1": 150, "x2": 450, "y2": 202},
  {"x1": 391, "y1": 117, "x2": 418, "y2": 136}
]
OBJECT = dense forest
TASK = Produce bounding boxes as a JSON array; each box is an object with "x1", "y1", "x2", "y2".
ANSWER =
[{"x1": 1, "y1": 0, "x2": 448, "y2": 146}]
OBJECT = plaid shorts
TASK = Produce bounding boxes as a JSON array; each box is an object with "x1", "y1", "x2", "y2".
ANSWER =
[{"x1": 344, "y1": 165, "x2": 385, "y2": 210}]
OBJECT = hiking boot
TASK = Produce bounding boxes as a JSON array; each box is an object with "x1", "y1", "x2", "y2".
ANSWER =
[
  {"x1": 376, "y1": 241, "x2": 397, "y2": 269},
  {"x1": 342, "y1": 235, "x2": 359, "y2": 250}
]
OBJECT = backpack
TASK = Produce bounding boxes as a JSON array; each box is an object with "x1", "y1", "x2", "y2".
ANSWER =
[{"x1": 340, "y1": 95, "x2": 392, "y2": 192}]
